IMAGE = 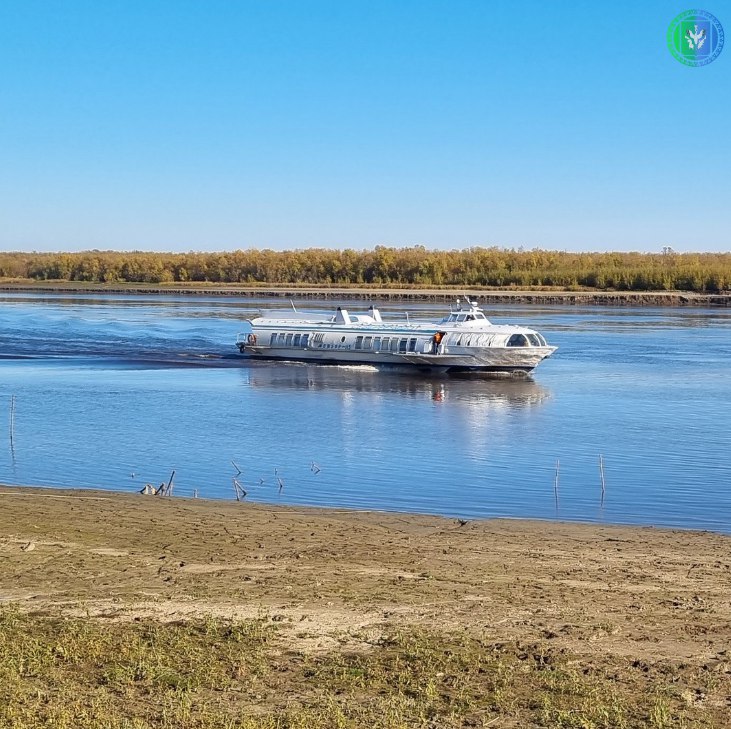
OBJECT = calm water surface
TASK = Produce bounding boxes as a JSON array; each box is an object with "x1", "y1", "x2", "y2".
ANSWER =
[{"x1": 1, "y1": 293, "x2": 730, "y2": 531}]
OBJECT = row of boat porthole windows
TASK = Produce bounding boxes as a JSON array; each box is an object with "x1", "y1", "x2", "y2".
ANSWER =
[
  {"x1": 356, "y1": 336, "x2": 418, "y2": 353},
  {"x1": 267, "y1": 332, "x2": 420, "y2": 353},
  {"x1": 270, "y1": 332, "x2": 310, "y2": 347}
]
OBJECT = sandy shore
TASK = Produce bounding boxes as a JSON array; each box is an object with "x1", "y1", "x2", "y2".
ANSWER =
[{"x1": 2, "y1": 486, "x2": 731, "y2": 657}]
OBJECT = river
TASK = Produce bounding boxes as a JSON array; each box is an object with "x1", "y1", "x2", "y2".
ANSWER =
[{"x1": 1, "y1": 292, "x2": 729, "y2": 531}]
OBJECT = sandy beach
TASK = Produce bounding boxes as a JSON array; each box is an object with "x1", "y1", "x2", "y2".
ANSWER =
[{"x1": 2, "y1": 485, "x2": 730, "y2": 726}]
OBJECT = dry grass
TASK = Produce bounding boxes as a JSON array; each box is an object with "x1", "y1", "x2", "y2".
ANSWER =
[{"x1": 1, "y1": 607, "x2": 730, "y2": 728}]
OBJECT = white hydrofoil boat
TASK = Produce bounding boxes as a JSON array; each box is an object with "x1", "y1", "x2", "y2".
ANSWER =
[{"x1": 236, "y1": 299, "x2": 556, "y2": 374}]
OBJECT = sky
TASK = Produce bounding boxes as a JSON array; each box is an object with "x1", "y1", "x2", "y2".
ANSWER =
[{"x1": 0, "y1": 0, "x2": 729, "y2": 253}]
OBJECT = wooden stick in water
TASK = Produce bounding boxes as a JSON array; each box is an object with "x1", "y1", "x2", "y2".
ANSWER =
[
  {"x1": 166, "y1": 470, "x2": 175, "y2": 496},
  {"x1": 232, "y1": 478, "x2": 247, "y2": 501},
  {"x1": 553, "y1": 459, "x2": 560, "y2": 513}
]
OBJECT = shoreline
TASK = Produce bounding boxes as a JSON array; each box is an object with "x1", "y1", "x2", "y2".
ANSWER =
[
  {"x1": 2, "y1": 481, "x2": 728, "y2": 536},
  {"x1": 1, "y1": 280, "x2": 730, "y2": 306},
  {"x1": 3, "y1": 484, "x2": 731, "y2": 725}
]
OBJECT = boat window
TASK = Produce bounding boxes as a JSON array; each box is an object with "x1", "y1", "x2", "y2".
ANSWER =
[
  {"x1": 399, "y1": 339, "x2": 408, "y2": 353},
  {"x1": 381, "y1": 337, "x2": 390, "y2": 350},
  {"x1": 364, "y1": 336, "x2": 372, "y2": 349},
  {"x1": 373, "y1": 337, "x2": 381, "y2": 351},
  {"x1": 277, "y1": 333, "x2": 286, "y2": 345},
  {"x1": 457, "y1": 314, "x2": 466, "y2": 322},
  {"x1": 270, "y1": 333, "x2": 277, "y2": 346},
  {"x1": 527, "y1": 334, "x2": 540, "y2": 346},
  {"x1": 507, "y1": 334, "x2": 529, "y2": 347},
  {"x1": 285, "y1": 333, "x2": 293, "y2": 346},
  {"x1": 465, "y1": 315, "x2": 475, "y2": 321},
  {"x1": 391, "y1": 338, "x2": 399, "y2": 352},
  {"x1": 476, "y1": 312, "x2": 486, "y2": 320},
  {"x1": 408, "y1": 338, "x2": 417, "y2": 352},
  {"x1": 355, "y1": 336, "x2": 363, "y2": 349},
  {"x1": 301, "y1": 334, "x2": 309, "y2": 347},
  {"x1": 293, "y1": 334, "x2": 301, "y2": 347}
]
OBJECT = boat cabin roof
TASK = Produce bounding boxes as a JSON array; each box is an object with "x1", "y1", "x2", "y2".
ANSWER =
[
  {"x1": 256, "y1": 299, "x2": 497, "y2": 329},
  {"x1": 441, "y1": 311, "x2": 488, "y2": 323},
  {"x1": 439, "y1": 298, "x2": 491, "y2": 325}
]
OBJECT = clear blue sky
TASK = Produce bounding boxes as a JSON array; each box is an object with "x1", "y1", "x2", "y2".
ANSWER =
[{"x1": 0, "y1": 0, "x2": 729, "y2": 253}]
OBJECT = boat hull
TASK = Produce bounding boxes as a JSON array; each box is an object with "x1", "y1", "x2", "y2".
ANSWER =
[{"x1": 238, "y1": 344, "x2": 555, "y2": 374}]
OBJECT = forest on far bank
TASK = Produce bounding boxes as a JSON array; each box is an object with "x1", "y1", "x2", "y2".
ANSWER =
[{"x1": 0, "y1": 247, "x2": 729, "y2": 292}]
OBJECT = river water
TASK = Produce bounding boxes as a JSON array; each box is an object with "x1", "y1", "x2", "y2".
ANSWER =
[{"x1": 1, "y1": 293, "x2": 729, "y2": 531}]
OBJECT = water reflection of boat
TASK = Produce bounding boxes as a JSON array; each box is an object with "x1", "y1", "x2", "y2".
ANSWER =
[
  {"x1": 242, "y1": 362, "x2": 551, "y2": 409},
  {"x1": 237, "y1": 298, "x2": 557, "y2": 374}
]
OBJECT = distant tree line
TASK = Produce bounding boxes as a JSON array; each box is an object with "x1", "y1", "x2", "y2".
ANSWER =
[{"x1": 0, "y1": 247, "x2": 729, "y2": 292}]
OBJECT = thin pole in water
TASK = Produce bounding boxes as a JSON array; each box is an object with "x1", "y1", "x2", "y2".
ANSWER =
[
  {"x1": 553, "y1": 459, "x2": 560, "y2": 513},
  {"x1": 599, "y1": 455, "x2": 606, "y2": 507},
  {"x1": 9, "y1": 395, "x2": 16, "y2": 447}
]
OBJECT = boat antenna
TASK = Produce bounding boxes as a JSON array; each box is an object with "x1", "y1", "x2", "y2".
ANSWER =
[{"x1": 290, "y1": 299, "x2": 297, "y2": 312}]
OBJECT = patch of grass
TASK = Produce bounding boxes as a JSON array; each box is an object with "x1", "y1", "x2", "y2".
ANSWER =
[
  {"x1": 0, "y1": 607, "x2": 273, "y2": 728},
  {"x1": 0, "y1": 607, "x2": 728, "y2": 728}
]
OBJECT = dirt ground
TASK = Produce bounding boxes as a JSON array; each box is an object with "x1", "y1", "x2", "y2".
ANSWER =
[{"x1": 2, "y1": 485, "x2": 730, "y2": 666}]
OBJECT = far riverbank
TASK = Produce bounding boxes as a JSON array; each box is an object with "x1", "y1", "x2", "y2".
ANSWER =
[{"x1": 1, "y1": 280, "x2": 730, "y2": 306}]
